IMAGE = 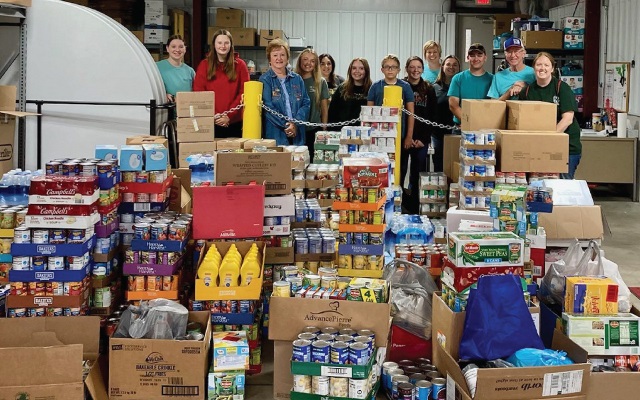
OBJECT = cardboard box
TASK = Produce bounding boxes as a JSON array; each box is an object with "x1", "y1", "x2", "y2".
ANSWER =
[
  {"x1": 130, "y1": 30, "x2": 144, "y2": 42},
  {"x1": 432, "y1": 293, "x2": 591, "y2": 400},
  {"x1": 215, "y1": 8, "x2": 244, "y2": 27},
  {"x1": 178, "y1": 141, "x2": 216, "y2": 168},
  {"x1": 144, "y1": 27, "x2": 170, "y2": 44},
  {"x1": 493, "y1": 13, "x2": 529, "y2": 35},
  {"x1": 216, "y1": 138, "x2": 248, "y2": 151},
  {"x1": 563, "y1": 17, "x2": 585, "y2": 34},
  {"x1": 497, "y1": 130, "x2": 568, "y2": 173},
  {"x1": 169, "y1": 168, "x2": 192, "y2": 213},
  {"x1": 176, "y1": 117, "x2": 215, "y2": 142},
  {"x1": 208, "y1": 369, "x2": 245, "y2": 400},
  {"x1": 561, "y1": 76, "x2": 584, "y2": 95},
  {"x1": 145, "y1": 0, "x2": 167, "y2": 15},
  {"x1": 0, "y1": 86, "x2": 38, "y2": 175},
  {"x1": 563, "y1": 313, "x2": 639, "y2": 355},
  {"x1": 0, "y1": 0, "x2": 31, "y2": 6},
  {"x1": 176, "y1": 91, "x2": 215, "y2": 118},
  {"x1": 109, "y1": 311, "x2": 211, "y2": 400},
  {"x1": 521, "y1": 30, "x2": 564, "y2": 49},
  {"x1": 215, "y1": 150, "x2": 292, "y2": 195},
  {"x1": 447, "y1": 231, "x2": 524, "y2": 267},
  {"x1": 538, "y1": 205, "x2": 604, "y2": 240},
  {"x1": 564, "y1": 276, "x2": 619, "y2": 315},
  {"x1": 460, "y1": 100, "x2": 506, "y2": 132},
  {"x1": 144, "y1": 14, "x2": 169, "y2": 26},
  {"x1": 506, "y1": 100, "x2": 558, "y2": 131},
  {"x1": 264, "y1": 194, "x2": 295, "y2": 217},
  {"x1": 0, "y1": 316, "x2": 101, "y2": 400},
  {"x1": 445, "y1": 206, "x2": 493, "y2": 236},
  {"x1": 192, "y1": 186, "x2": 265, "y2": 240},
  {"x1": 443, "y1": 135, "x2": 461, "y2": 182},
  {"x1": 564, "y1": 34, "x2": 585, "y2": 49},
  {"x1": 126, "y1": 135, "x2": 169, "y2": 148},
  {"x1": 208, "y1": 27, "x2": 256, "y2": 47},
  {"x1": 259, "y1": 29, "x2": 285, "y2": 47},
  {"x1": 270, "y1": 297, "x2": 391, "y2": 399}
]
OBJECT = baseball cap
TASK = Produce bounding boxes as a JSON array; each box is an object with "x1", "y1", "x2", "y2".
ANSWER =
[
  {"x1": 467, "y1": 43, "x2": 486, "y2": 55},
  {"x1": 504, "y1": 37, "x2": 525, "y2": 50}
]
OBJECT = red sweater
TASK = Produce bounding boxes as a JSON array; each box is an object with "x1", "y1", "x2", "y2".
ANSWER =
[{"x1": 192, "y1": 53, "x2": 249, "y2": 124}]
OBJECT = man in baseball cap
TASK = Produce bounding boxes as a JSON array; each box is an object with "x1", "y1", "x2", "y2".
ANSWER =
[
  {"x1": 488, "y1": 37, "x2": 535, "y2": 100},
  {"x1": 448, "y1": 43, "x2": 493, "y2": 128}
]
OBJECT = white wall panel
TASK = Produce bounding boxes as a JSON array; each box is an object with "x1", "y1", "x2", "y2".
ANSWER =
[
  {"x1": 606, "y1": 0, "x2": 639, "y2": 115},
  {"x1": 210, "y1": 7, "x2": 456, "y2": 81}
]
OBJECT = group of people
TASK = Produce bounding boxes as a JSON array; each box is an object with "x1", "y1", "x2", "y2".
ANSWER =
[{"x1": 156, "y1": 32, "x2": 582, "y2": 213}]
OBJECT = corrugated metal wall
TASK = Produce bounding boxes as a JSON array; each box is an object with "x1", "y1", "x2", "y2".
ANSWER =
[
  {"x1": 209, "y1": 8, "x2": 456, "y2": 82},
  {"x1": 606, "y1": 0, "x2": 639, "y2": 115},
  {"x1": 548, "y1": 2, "x2": 585, "y2": 27}
]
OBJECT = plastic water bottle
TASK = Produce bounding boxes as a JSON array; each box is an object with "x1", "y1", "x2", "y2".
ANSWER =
[
  {"x1": 187, "y1": 154, "x2": 202, "y2": 185},
  {"x1": 204, "y1": 154, "x2": 214, "y2": 185}
]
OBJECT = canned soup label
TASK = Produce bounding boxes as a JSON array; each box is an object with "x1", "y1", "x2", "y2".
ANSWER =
[{"x1": 448, "y1": 232, "x2": 524, "y2": 267}]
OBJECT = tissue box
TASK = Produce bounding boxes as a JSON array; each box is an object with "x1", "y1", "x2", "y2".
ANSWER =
[
  {"x1": 142, "y1": 144, "x2": 169, "y2": 171},
  {"x1": 95, "y1": 145, "x2": 118, "y2": 161},
  {"x1": 119, "y1": 145, "x2": 144, "y2": 171}
]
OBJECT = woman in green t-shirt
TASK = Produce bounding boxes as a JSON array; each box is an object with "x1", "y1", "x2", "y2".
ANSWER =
[{"x1": 520, "y1": 52, "x2": 582, "y2": 179}]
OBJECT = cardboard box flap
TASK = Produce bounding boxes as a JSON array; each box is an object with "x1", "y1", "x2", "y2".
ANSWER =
[
  {"x1": 23, "y1": 331, "x2": 65, "y2": 347},
  {"x1": 1, "y1": 110, "x2": 40, "y2": 117},
  {"x1": 538, "y1": 205, "x2": 604, "y2": 240},
  {"x1": 0, "y1": 316, "x2": 100, "y2": 357},
  {"x1": 552, "y1": 329, "x2": 588, "y2": 363},
  {"x1": 85, "y1": 354, "x2": 109, "y2": 400},
  {"x1": 0, "y1": 345, "x2": 83, "y2": 386}
]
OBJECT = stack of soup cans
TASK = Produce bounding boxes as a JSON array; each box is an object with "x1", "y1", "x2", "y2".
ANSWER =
[
  {"x1": 458, "y1": 131, "x2": 497, "y2": 211},
  {"x1": 292, "y1": 326, "x2": 379, "y2": 399}
]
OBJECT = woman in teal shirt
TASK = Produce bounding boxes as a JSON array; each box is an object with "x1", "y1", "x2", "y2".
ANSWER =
[{"x1": 156, "y1": 34, "x2": 195, "y2": 102}]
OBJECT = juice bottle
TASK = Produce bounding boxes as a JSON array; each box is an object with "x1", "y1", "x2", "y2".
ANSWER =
[
  {"x1": 240, "y1": 254, "x2": 261, "y2": 286},
  {"x1": 219, "y1": 258, "x2": 240, "y2": 287}
]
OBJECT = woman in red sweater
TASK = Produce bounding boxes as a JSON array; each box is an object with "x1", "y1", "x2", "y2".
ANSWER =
[{"x1": 193, "y1": 29, "x2": 250, "y2": 138}]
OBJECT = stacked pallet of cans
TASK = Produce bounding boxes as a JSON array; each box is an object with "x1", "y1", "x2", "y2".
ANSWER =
[
  {"x1": 418, "y1": 172, "x2": 448, "y2": 217},
  {"x1": 334, "y1": 186, "x2": 386, "y2": 279},
  {"x1": 458, "y1": 131, "x2": 497, "y2": 211},
  {"x1": 7, "y1": 173, "x2": 100, "y2": 317},
  {"x1": 88, "y1": 155, "x2": 122, "y2": 316},
  {"x1": 291, "y1": 326, "x2": 380, "y2": 400}
]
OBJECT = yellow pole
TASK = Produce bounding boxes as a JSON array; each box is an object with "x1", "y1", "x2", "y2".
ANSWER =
[
  {"x1": 243, "y1": 81, "x2": 263, "y2": 139},
  {"x1": 382, "y1": 85, "x2": 403, "y2": 186}
]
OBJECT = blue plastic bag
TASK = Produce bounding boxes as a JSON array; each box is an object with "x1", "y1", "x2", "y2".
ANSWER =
[
  {"x1": 459, "y1": 274, "x2": 544, "y2": 361},
  {"x1": 506, "y1": 348, "x2": 574, "y2": 367}
]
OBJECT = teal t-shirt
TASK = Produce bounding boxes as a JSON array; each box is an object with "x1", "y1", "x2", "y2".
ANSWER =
[
  {"x1": 487, "y1": 66, "x2": 535, "y2": 99},
  {"x1": 156, "y1": 59, "x2": 195, "y2": 96},
  {"x1": 447, "y1": 70, "x2": 494, "y2": 124},
  {"x1": 421, "y1": 67, "x2": 440, "y2": 83},
  {"x1": 303, "y1": 76, "x2": 330, "y2": 124}
]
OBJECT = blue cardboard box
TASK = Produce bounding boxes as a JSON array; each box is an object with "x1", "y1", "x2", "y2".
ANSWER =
[
  {"x1": 120, "y1": 145, "x2": 144, "y2": 171},
  {"x1": 95, "y1": 145, "x2": 118, "y2": 161},
  {"x1": 142, "y1": 144, "x2": 169, "y2": 171}
]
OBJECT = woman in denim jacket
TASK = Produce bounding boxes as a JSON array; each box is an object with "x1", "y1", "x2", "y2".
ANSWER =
[{"x1": 260, "y1": 39, "x2": 311, "y2": 146}]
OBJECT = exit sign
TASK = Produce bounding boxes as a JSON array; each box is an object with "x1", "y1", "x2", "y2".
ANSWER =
[{"x1": 475, "y1": 0, "x2": 492, "y2": 4}]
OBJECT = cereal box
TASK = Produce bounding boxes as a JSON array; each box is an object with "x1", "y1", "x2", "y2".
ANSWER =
[
  {"x1": 447, "y1": 231, "x2": 524, "y2": 267},
  {"x1": 564, "y1": 276, "x2": 619, "y2": 315}
]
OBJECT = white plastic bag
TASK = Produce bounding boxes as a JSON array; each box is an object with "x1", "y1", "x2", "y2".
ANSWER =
[{"x1": 601, "y1": 251, "x2": 632, "y2": 313}]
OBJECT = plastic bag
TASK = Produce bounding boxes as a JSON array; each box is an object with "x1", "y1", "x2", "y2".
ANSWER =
[
  {"x1": 459, "y1": 274, "x2": 544, "y2": 361},
  {"x1": 506, "y1": 348, "x2": 574, "y2": 367},
  {"x1": 601, "y1": 251, "x2": 632, "y2": 313},
  {"x1": 383, "y1": 259, "x2": 439, "y2": 340},
  {"x1": 115, "y1": 299, "x2": 189, "y2": 339},
  {"x1": 540, "y1": 240, "x2": 603, "y2": 305}
]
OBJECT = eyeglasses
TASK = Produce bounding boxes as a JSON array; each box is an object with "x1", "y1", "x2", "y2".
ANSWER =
[{"x1": 382, "y1": 65, "x2": 399, "y2": 70}]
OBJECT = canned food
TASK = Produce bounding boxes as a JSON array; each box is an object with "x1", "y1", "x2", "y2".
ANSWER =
[
  {"x1": 149, "y1": 170, "x2": 165, "y2": 183},
  {"x1": 330, "y1": 341, "x2": 350, "y2": 364},
  {"x1": 134, "y1": 223, "x2": 151, "y2": 240},
  {"x1": 169, "y1": 223, "x2": 187, "y2": 241},
  {"x1": 392, "y1": 375, "x2": 410, "y2": 400},
  {"x1": 13, "y1": 226, "x2": 30, "y2": 244},
  {"x1": 312, "y1": 376, "x2": 330, "y2": 395},
  {"x1": 292, "y1": 339, "x2": 312, "y2": 362},
  {"x1": 135, "y1": 193, "x2": 150, "y2": 203},
  {"x1": 301, "y1": 326, "x2": 321, "y2": 335},
  {"x1": 46, "y1": 161, "x2": 61, "y2": 175},
  {"x1": 61, "y1": 162, "x2": 78, "y2": 176},
  {"x1": 431, "y1": 378, "x2": 446, "y2": 399},
  {"x1": 293, "y1": 375, "x2": 312, "y2": 394},
  {"x1": 162, "y1": 275, "x2": 174, "y2": 291},
  {"x1": 47, "y1": 256, "x2": 65, "y2": 270},
  {"x1": 67, "y1": 254, "x2": 85, "y2": 270},
  {"x1": 12, "y1": 256, "x2": 30, "y2": 270},
  {"x1": 311, "y1": 340, "x2": 331, "y2": 363},
  {"x1": 398, "y1": 382, "x2": 415, "y2": 400},
  {"x1": 135, "y1": 171, "x2": 149, "y2": 183},
  {"x1": 67, "y1": 229, "x2": 85, "y2": 244},
  {"x1": 272, "y1": 280, "x2": 291, "y2": 297},
  {"x1": 349, "y1": 378, "x2": 369, "y2": 399},
  {"x1": 330, "y1": 377, "x2": 349, "y2": 397},
  {"x1": 32, "y1": 229, "x2": 49, "y2": 244},
  {"x1": 348, "y1": 342, "x2": 369, "y2": 365},
  {"x1": 31, "y1": 256, "x2": 46, "y2": 271}
]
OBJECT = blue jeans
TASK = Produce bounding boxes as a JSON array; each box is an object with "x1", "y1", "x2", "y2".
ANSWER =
[{"x1": 562, "y1": 154, "x2": 582, "y2": 179}]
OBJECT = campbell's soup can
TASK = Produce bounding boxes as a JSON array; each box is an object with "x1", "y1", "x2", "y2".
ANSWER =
[
  {"x1": 135, "y1": 193, "x2": 150, "y2": 203},
  {"x1": 79, "y1": 162, "x2": 97, "y2": 176},
  {"x1": 46, "y1": 161, "x2": 62, "y2": 175}
]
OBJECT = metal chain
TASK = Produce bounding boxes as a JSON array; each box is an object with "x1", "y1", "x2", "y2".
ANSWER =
[
  {"x1": 261, "y1": 103, "x2": 360, "y2": 128},
  {"x1": 214, "y1": 103, "x2": 245, "y2": 119},
  {"x1": 401, "y1": 107, "x2": 456, "y2": 130}
]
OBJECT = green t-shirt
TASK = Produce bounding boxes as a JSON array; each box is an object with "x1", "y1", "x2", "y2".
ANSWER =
[
  {"x1": 156, "y1": 59, "x2": 195, "y2": 96},
  {"x1": 519, "y1": 77, "x2": 582, "y2": 155},
  {"x1": 303, "y1": 76, "x2": 330, "y2": 124}
]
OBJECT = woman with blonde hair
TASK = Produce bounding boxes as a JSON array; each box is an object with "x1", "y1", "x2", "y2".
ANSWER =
[
  {"x1": 421, "y1": 40, "x2": 442, "y2": 83},
  {"x1": 193, "y1": 29, "x2": 249, "y2": 137},
  {"x1": 295, "y1": 48, "x2": 330, "y2": 151}
]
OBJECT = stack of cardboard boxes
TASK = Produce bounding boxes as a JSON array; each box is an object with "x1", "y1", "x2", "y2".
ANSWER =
[
  {"x1": 207, "y1": 8, "x2": 257, "y2": 47},
  {"x1": 175, "y1": 91, "x2": 216, "y2": 169},
  {"x1": 144, "y1": 0, "x2": 170, "y2": 46}
]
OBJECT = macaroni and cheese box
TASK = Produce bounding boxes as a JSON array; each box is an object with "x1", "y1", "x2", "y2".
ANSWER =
[{"x1": 564, "y1": 276, "x2": 619, "y2": 315}]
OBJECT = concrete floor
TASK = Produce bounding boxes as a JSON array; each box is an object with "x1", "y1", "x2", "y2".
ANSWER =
[{"x1": 244, "y1": 198, "x2": 640, "y2": 400}]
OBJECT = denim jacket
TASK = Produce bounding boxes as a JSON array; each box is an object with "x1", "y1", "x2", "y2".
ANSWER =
[{"x1": 260, "y1": 68, "x2": 310, "y2": 146}]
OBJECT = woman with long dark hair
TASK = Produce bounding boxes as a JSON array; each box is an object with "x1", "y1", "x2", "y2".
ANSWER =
[
  {"x1": 193, "y1": 29, "x2": 249, "y2": 138},
  {"x1": 319, "y1": 53, "x2": 345, "y2": 97},
  {"x1": 432, "y1": 55, "x2": 461, "y2": 172},
  {"x1": 328, "y1": 58, "x2": 372, "y2": 124}
]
